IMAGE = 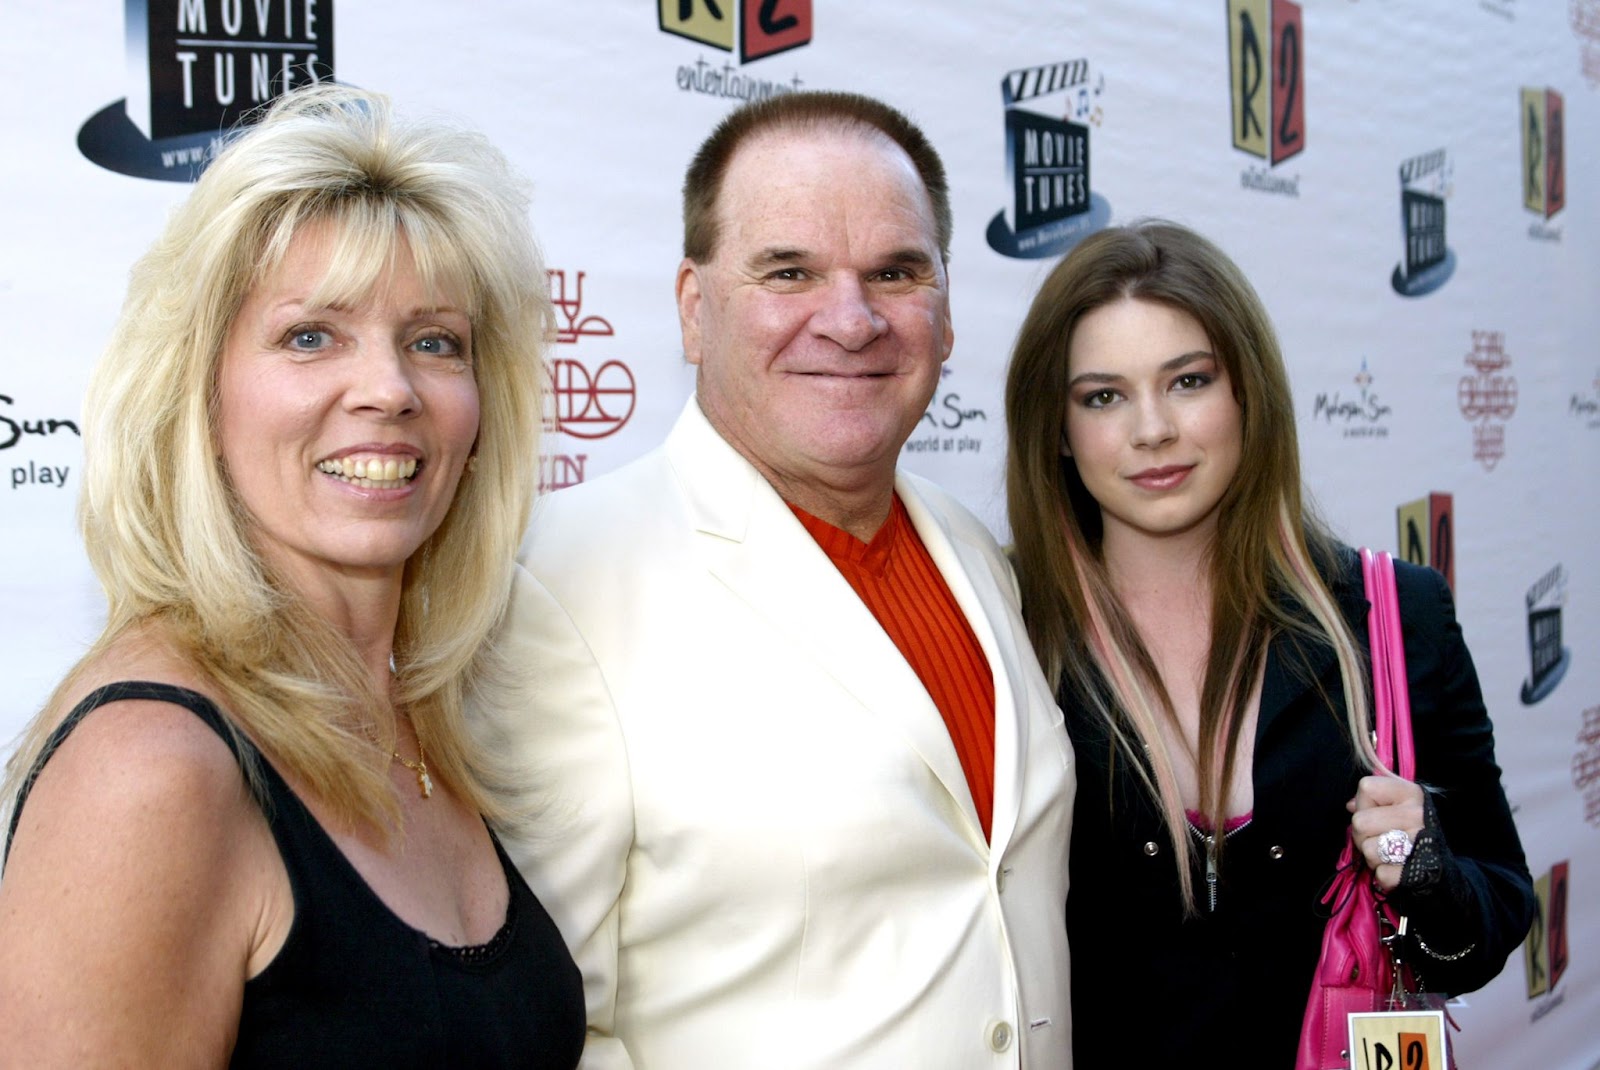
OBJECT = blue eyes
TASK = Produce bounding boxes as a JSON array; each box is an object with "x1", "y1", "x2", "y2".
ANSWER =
[
  {"x1": 289, "y1": 328, "x2": 334, "y2": 350},
  {"x1": 281, "y1": 326, "x2": 464, "y2": 359},
  {"x1": 411, "y1": 334, "x2": 461, "y2": 357}
]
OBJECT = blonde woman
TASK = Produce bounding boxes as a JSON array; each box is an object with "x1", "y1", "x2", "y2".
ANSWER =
[
  {"x1": 1004, "y1": 220, "x2": 1532, "y2": 1066},
  {"x1": 0, "y1": 87, "x2": 583, "y2": 1066}
]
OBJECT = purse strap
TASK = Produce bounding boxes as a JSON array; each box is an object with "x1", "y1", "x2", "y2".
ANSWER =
[{"x1": 1360, "y1": 547, "x2": 1415, "y2": 780}]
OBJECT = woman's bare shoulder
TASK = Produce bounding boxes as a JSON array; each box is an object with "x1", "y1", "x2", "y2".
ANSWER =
[
  {"x1": 20, "y1": 621, "x2": 252, "y2": 857},
  {"x1": 0, "y1": 626, "x2": 280, "y2": 1063}
]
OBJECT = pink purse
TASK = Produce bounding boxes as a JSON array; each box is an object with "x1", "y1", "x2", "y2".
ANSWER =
[{"x1": 1294, "y1": 549, "x2": 1419, "y2": 1070}]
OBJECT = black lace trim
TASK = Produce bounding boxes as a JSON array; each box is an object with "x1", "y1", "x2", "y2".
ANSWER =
[{"x1": 428, "y1": 894, "x2": 518, "y2": 965}]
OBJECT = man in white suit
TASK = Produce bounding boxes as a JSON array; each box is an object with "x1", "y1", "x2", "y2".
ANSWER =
[{"x1": 490, "y1": 91, "x2": 1073, "y2": 1068}]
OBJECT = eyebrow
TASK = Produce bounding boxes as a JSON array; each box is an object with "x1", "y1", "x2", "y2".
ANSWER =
[
  {"x1": 265, "y1": 297, "x2": 469, "y2": 319},
  {"x1": 746, "y1": 248, "x2": 808, "y2": 271},
  {"x1": 1067, "y1": 349, "x2": 1215, "y2": 388},
  {"x1": 743, "y1": 246, "x2": 937, "y2": 273}
]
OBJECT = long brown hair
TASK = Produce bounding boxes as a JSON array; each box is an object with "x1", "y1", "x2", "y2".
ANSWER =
[{"x1": 1004, "y1": 220, "x2": 1376, "y2": 909}]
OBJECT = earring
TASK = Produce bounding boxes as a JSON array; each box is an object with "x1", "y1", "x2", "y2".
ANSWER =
[{"x1": 465, "y1": 455, "x2": 479, "y2": 473}]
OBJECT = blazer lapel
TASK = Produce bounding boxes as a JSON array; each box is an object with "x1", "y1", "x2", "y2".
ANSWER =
[
  {"x1": 897, "y1": 477, "x2": 1027, "y2": 855},
  {"x1": 664, "y1": 402, "x2": 983, "y2": 844}
]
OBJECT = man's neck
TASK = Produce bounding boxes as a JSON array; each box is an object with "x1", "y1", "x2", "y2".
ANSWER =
[{"x1": 781, "y1": 483, "x2": 895, "y2": 543}]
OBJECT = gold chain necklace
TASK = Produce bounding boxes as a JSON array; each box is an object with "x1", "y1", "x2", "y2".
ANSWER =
[
  {"x1": 391, "y1": 736, "x2": 434, "y2": 799},
  {"x1": 386, "y1": 654, "x2": 432, "y2": 799}
]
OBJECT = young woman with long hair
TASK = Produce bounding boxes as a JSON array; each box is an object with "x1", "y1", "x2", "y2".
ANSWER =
[{"x1": 1005, "y1": 220, "x2": 1533, "y2": 1066}]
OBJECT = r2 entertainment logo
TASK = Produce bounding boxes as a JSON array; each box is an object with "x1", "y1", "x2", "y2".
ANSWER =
[
  {"x1": 1521, "y1": 87, "x2": 1565, "y2": 239},
  {"x1": 1227, "y1": 0, "x2": 1304, "y2": 166},
  {"x1": 660, "y1": 0, "x2": 812, "y2": 63},
  {"x1": 1524, "y1": 861, "x2": 1569, "y2": 1012},
  {"x1": 1395, "y1": 492, "x2": 1453, "y2": 591}
]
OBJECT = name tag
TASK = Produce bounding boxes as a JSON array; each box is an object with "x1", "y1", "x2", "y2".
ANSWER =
[{"x1": 1347, "y1": 1010, "x2": 1448, "y2": 1070}]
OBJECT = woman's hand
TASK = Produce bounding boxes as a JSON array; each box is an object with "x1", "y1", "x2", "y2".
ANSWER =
[{"x1": 1346, "y1": 775, "x2": 1426, "y2": 892}]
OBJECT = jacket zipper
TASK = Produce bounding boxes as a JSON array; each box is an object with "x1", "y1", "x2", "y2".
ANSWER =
[{"x1": 1188, "y1": 817, "x2": 1254, "y2": 913}]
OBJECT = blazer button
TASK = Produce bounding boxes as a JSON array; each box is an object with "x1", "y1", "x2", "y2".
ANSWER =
[
  {"x1": 987, "y1": 1020, "x2": 1013, "y2": 1052},
  {"x1": 1269, "y1": 845, "x2": 1285, "y2": 860},
  {"x1": 1143, "y1": 841, "x2": 1160, "y2": 857}
]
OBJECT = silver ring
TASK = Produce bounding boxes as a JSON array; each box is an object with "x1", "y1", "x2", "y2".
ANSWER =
[{"x1": 1377, "y1": 828, "x2": 1414, "y2": 866}]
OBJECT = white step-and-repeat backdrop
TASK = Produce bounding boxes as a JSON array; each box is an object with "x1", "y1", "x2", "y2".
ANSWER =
[{"x1": 3, "y1": 3, "x2": 1597, "y2": 1065}]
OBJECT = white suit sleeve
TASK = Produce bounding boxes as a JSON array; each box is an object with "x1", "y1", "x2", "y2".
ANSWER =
[{"x1": 479, "y1": 564, "x2": 637, "y2": 1070}]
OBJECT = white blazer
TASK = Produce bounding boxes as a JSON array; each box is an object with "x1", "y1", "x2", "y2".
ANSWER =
[{"x1": 485, "y1": 400, "x2": 1073, "y2": 1069}]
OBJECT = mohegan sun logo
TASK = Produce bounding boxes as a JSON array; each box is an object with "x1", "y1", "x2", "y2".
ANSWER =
[
  {"x1": 1227, "y1": 0, "x2": 1305, "y2": 197},
  {"x1": 661, "y1": 0, "x2": 811, "y2": 103},
  {"x1": 1310, "y1": 357, "x2": 1390, "y2": 439},
  {"x1": 2, "y1": 391, "x2": 81, "y2": 493},
  {"x1": 986, "y1": 59, "x2": 1111, "y2": 259},
  {"x1": 903, "y1": 366, "x2": 989, "y2": 460},
  {"x1": 1571, "y1": 370, "x2": 1600, "y2": 429},
  {"x1": 1391, "y1": 147, "x2": 1455, "y2": 296},
  {"x1": 79, "y1": 0, "x2": 334, "y2": 182},
  {"x1": 1521, "y1": 87, "x2": 1565, "y2": 242}
]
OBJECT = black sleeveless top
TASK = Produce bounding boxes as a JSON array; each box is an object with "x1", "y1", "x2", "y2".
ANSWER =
[{"x1": 6, "y1": 681, "x2": 585, "y2": 1068}]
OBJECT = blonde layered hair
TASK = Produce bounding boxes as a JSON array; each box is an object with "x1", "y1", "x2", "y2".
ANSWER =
[
  {"x1": 5, "y1": 86, "x2": 549, "y2": 832},
  {"x1": 1004, "y1": 221, "x2": 1379, "y2": 910}
]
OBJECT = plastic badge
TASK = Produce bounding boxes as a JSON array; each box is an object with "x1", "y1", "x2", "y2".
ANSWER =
[{"x1": 1347, "y1": 1009, "x2": 1447, "y2": 1070}]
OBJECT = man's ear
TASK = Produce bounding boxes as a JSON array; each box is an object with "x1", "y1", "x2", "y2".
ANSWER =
[{"x1": 676, "y1": 258, "x2": 704, "y2": 366}]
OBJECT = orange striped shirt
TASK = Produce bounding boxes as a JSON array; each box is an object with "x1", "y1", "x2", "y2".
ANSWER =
[{"x1": 791, "y1": 495, "x2": 997, "y2": 840}]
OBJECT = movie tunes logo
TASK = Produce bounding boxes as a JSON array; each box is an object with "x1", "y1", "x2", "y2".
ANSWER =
[
  {"x1": 79, "y1": 1, "x2": 333, "y2": 182},
  {"x1": 1521, "y1": 87, "x2": 1565, "y2": 241},
  {"x1": 1390, "y1": 148, "x2": 1455, "y2": 297},
  {"x1": 986, "y1": 59, "x2": 1110, "y2": 259},
  {"x1": 1520, "y1": 564, "x2": 1571, "y2": 705},
  {"x1": 1395, "y1": 492, "x2": 1453, "y2": 591},
  {"x1": 540, "y1": 269, "x2": 636, "y2": 492},
  {"x1": 1458, "y1": 329, "x2": 1517, "y2": 471},
  {"x1": 1311, "y1": 357, "x2": 1390, "y2": 438},
  {"x1": 1, "y1": 392, "x2": 80, "y2": 492},
  {"x1": 903, "y1": 366, "x2": 988, "y2": 459},
  {"x1": 1227, "y1": 0, "x2": 1305, "y2": 197},
  {"x1": 662, "y1": 0, "x2": 810, "y2": 103},
  {"x1": 1524, "y1": 861, "x2": 1570, "y2": 1017}
]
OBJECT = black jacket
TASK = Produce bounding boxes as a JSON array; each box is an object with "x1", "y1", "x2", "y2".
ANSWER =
[{"x1": 1061, "y1": 548, "x2": 1534, "y2": 1068}]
